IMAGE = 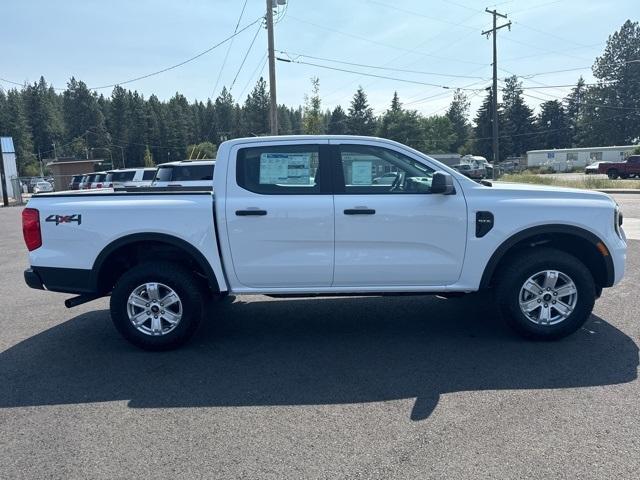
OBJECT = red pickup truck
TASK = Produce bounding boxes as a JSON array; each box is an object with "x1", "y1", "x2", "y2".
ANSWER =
[{"x1": 598, "y1": 155, "x2": 640, "y2": 179}]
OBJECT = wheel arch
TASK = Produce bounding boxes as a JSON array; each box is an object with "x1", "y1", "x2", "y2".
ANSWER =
[
  {"x1": 480, "y1": 224, "x2": 614, "y2": 290},
  {"x1": 92, "y1": 233, "x2": 220, "y2": 294}
]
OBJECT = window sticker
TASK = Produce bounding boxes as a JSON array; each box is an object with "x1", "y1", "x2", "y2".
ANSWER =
[
  {"x1": 259, "y1": 153, "x2": 311, "y2": 185},
  {"x1": 351, "y1": 161, "x2": 373, "y2": 185}
]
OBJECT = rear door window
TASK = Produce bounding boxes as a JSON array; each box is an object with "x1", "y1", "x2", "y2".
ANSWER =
[
  {"x1": 142, "y1": 170, "x2": 156, "y2": 180},
  {"x1": 111, "y1": 171, "x2": 136, "y2": 182},
  {"x1": 236, "y1": 146, "x2": 328, "y2": 194}
]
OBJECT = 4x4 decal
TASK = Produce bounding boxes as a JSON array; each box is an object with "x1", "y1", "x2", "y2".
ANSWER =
[{"x1": 45, "y1": 214, "x2": 82, "y2": 225}]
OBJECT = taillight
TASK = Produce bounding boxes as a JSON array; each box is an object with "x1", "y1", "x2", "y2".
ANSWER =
[{"x1": 22, "y1": 208, "x2": 42, "y2": 251}]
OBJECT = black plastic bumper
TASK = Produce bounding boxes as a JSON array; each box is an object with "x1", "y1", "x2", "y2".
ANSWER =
[{"x1": 24, "y1": 268, "x2": 45, "y2": 290}]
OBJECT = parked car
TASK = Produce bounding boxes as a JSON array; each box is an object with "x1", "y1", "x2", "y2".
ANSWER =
[
  {"x1": 22, "y1": 136, "x2": 627, "y2": 350},
  {"x1": 585, "y1": 161, "x2": 611, "y2": 175},
  {"x1": 152, "y1": 160, "x2": 215, "y2": 188},
  {"x1": 597, "y1": 156, "x2": 640, "y2": 178},
  {"x1": 452, "y1": 164, "x2": 483, "y2": 179},
  {"x1": 372, "y1": 172, "x2": 399, "y2": 185},
  {"x1": 68, "y1": 175, "x2": 84, "y2": 190},
  {"x1": 27, "y1": 177, "x2": 45, "y2": 193},
  {"x1": 32, "y1": 181, "x2": 53, "y2": 194},
  {"x1": 88, "y1": 172, "x2": 109, "y2": 189},
  {"x1": 105, "y1": 168, "x2": 156, "y2": 189}
]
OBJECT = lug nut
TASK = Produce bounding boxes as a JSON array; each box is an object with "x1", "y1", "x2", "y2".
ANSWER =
[
  {"x1": 160, "y1": 303, "x2": 164, "y2": 307},
  {"x1": 552, "y1": 300, "x2": 556, "y2": 304},
  {"x1": 154, "y1": 315, "x2": 158, "y2": 318},
  {"x1": 161, "y1": 310, "x2": 165, "y2": 314},
  {"x1": 553, "y1": 292, "x2": 557, "y2": 296},
  {"x1": 146, "y1": 311, "x2": 150, "y2": 315},
  {"x1": 537, "y1": 299, "x2": 542, "y2": 303},
  {"x1": 146, "y1": 303, "x2": 150, "y2": 307},
  {"x1": 544, "y1": 304, "x2": 548, "y2": 308}
]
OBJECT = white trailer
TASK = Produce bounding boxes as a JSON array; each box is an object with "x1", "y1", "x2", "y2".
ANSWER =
[{"x1": 526, "y1": 145, "x2": 637, "y2": 171}]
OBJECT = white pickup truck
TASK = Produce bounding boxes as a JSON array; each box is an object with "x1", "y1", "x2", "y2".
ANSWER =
[{"x1": 22, "y1": 136, "x2": 627, "y2": 350}]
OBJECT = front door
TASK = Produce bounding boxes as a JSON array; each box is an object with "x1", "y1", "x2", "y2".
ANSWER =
[
  {"x1": 332, "y1": 142, "x2": 468, "y2": 287},
  {"x1": 225, "y1": 141, "x2": 334, "y2": 288}
]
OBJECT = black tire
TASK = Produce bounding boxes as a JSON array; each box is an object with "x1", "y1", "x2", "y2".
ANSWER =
[
  {"x1": 620, "y1": 173, "x2": 629, "y2": 179},
  {"x1": 607, "y1": 169, "x2": 619, "y2": 179},
  {"x1": 110, "y1": 261, "x2": 204, "y2": 350},
  {"x1": 495, "y1": 248, "x2": 596, "y2": 340}
]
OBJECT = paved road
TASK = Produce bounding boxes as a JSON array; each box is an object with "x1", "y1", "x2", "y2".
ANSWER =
[{"x1": 1, "y1": 200, "x2": 639, "y2": 479}]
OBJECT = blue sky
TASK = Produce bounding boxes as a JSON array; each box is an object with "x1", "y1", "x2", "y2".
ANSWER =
[{"x1": 1, "y1": 0, "x2": 636, "y2": 117}]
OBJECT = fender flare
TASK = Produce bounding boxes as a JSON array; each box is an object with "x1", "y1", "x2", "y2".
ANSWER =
[
  {"x1": 92, "y1": 232, "x2": 220, "y2": 292},
  {"x1": 479, "y1": 224, "x2": 615, "y2": 289}
]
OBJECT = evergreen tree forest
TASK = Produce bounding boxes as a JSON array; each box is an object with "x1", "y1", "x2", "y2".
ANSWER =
[{"x1": 0, "y1": 20, "x2": 638, "y2": 176}]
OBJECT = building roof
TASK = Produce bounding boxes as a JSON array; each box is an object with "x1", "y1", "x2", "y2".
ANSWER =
[
  {"x1": 527, "y1": 145, "x2": 637, "y2": 154},
  {"x1": 45, "y1": 159, "x2": 104, "y2": 167}
]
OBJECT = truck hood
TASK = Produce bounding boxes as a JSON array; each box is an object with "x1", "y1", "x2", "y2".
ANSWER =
[{"x1": 489, "y1": 181, "x2": 615, "y2": 204}]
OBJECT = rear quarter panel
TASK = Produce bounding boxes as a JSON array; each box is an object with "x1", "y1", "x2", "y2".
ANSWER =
[{"x1": 26, "y1": 193, "x2": 227, "y2": 291}]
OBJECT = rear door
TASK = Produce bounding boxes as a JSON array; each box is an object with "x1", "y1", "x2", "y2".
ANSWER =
[
  {"x1": 225, "y1": 141, "x2": 334, "y2": 288},
  {"x1": 331, "y1": 141, "x2": 467, "y2": 287}
]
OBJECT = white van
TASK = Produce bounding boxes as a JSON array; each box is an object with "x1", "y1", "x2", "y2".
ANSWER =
[{"x1": 152, "y1": 160, "x2": 215, "y2": 188}]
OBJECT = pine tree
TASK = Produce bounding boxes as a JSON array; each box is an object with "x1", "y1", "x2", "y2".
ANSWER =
[
  {"x1": 327, "y1": 105, "x2": 348, "y2": 134},
  {"x1": 421, "y1": 115, "x2": 455, "y2": 153},
  {"x1": 347, "y1": 87, "x2": 376, "y2": 135},
  {"x1": 108, "y1": 86, "x2": 131, "y2": 164},
  {"x1": 502, "y1": 75, "x2": 536, "y2": 158},
  {"x1": 214, "y1": 87, "x2": 236, "y2": 141},
  {"x1": 143, "y1": 145, "x2": 154, "y2": 167},
  {"x1": 24, "y1": 77, "x2": 63, "y2": 157},
  {"x1": 445, "y1": 89, "x2": 470, "y2": 152},
  {"x1": 63, "y1": 77, "x2": 109, "y2": 157},
  {"x1": 589, "y1": 20, "x2": 640, "y2": 145},
  {"x1": 564, "y1": 77, "x2": 587, "y2": 146},
  {"x1": 378, "y1": 92, "x2": 423, "y2": 149},
  {"x1": 302, "y1": 77, "x2": 324, "y2": 134},
  {"x1": 473, "y1": 90, "x2": 496, "y2": 161},
  {"x1": 536, "y1": 100, "x2": 570, "y2": 149},
  {"x1": 242, "y1": 77, "x2": 270, "y2": 136},
  {"x1": 5, "y1": 89, "x2": 36, "y2": 174}
]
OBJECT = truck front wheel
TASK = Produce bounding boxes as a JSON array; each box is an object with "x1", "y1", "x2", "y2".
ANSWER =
[
  {"x1": 495, "y1": 248, "x2": 596, "y2": 340},
  {"x1": 110, "y1": 261, "x2": 204, "y2": 350}
]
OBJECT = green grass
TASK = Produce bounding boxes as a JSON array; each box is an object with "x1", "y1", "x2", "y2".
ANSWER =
[{"x1": 499, "y1": 173, "x2": 640, "y2": 190}]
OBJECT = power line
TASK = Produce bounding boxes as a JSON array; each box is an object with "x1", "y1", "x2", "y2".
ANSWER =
[
  {"x1": 210, "y1": 0, "x2": 250, "y2": 99},
  {"x1": 286, "y1": 14, "x2": 486, "y2": 66},
  {"x1": 88, "y1": 17, "x2": 264, "y2": 90},
  {"x1": 229, "y1": 21, "x2": 264, "y2": 91},
  {"x1": 277, "y1": 51, "x2": 489, "y2": 80},
  {"x1": 238, "y1": 54, "x2": 268, "y2": 99}
]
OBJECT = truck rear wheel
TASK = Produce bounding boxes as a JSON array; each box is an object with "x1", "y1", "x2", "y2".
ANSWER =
[
  {"x1": 109, "y1": 261, "x2": 203, "y2": 350},
  {"x1": 607, "y1": 169, "x2": 619, "y2": 179},
  {"x1": 495, "y1": 248, "x2": 596, "y2": 340}
]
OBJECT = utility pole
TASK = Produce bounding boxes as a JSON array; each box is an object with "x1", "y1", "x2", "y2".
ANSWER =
[
  {"x1": 0, "y1": 141, "x2": 8, "y2": 207},
  {"x1": 482, "y1": 9, "x2": 511, "y2": 179},
  {"x1": 265, "y1": 0, "x2": 282, "y2": 135}
]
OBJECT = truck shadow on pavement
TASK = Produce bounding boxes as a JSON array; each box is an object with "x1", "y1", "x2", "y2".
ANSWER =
[{"x1": 1, "y1": 293, "x2": 637, "y2": 420}]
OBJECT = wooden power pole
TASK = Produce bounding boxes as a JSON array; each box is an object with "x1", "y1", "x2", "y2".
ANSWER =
[
  {"x1": 482, "y1": 9, "x2": 511, "y2": 179},
  {"x1": 266, "y1": 0, "x2": 278, "y2": 135}
]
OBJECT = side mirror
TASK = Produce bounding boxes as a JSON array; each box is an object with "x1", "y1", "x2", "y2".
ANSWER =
[{"x1": 431, "y1": 171, "x2": 455, "y2": 195}]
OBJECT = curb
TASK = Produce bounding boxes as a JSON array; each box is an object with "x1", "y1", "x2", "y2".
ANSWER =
[{"x1": 597, "y1": 189, "x2": 640, "y2": 194}]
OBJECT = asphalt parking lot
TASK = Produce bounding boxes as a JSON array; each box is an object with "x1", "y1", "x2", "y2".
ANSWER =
[{"x1": 1, "y1": 198, "x2": 639, "y2": 479}]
